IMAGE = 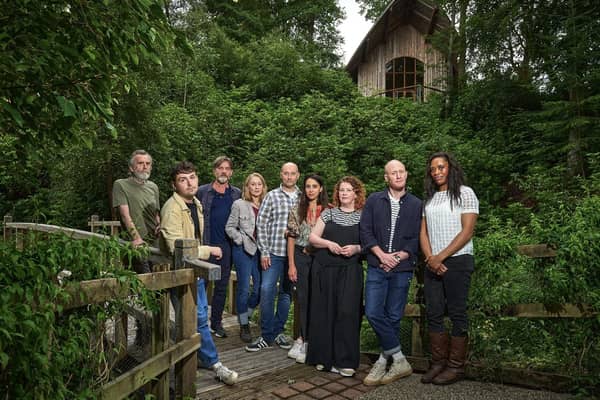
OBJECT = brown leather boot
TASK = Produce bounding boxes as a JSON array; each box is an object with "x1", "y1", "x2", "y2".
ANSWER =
[
  {"x1": 421, "y1": 331, "x2": 449, "y2": 384},
  {"x1": 432, "y1": 336, "x2": 468, "y2": 385}
]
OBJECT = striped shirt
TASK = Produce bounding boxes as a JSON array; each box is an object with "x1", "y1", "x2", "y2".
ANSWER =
[
  {"x1": 321, "y1": 207, "x2": 362, "y2": 226},
  {"x1": 424, "y1": 185, "x2": 479, "y2": 257},
  {"x1": 387, "y1": 193, "x2": 401, "y2": 252},
  {"x1": 257, "y1": 185, "x2": 301, "y2": 257}
]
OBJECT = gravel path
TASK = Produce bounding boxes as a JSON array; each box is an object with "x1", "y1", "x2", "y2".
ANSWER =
[{"x1": 359, "y1": 374, "x2": 575, "y2": 400}]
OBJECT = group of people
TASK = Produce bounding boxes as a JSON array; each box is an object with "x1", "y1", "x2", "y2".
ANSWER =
[{"x1": 112, "y1": 150, "x2": 479, "y2": 388}]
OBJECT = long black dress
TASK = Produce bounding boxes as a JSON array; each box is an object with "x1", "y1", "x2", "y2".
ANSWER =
[{"x1": 306, "y1": 208, "x2": 363, "y2": 371}]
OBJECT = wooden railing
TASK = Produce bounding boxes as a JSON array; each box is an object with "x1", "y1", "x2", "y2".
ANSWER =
[
  {"x1": 399, "y1": 243, "x2": 596, "y2": 392},
  {"x1": 2, "y1": 214, "x2": 221, "y2": 399}
]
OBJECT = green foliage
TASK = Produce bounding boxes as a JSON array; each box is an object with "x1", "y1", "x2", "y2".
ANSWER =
[
  {"x1": 1, "y1": 0, "x2": 599, "y2": 392},
  {"x1": 0, "y1": 234, "x2": 155, "y2": 399},
  {"x1": 355, "y1": 0, "x2": 390, "y2": 21},
  {"x1": 0, "y1": 0, "x2": 178, "y2": 148}
]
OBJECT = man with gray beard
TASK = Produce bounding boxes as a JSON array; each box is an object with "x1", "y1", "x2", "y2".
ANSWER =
[
  {"x1": 112, "y1": 149, "x2": 161, "y2": 273},
  {"x1": 112, "y1": 149, "x2": 161, "y2": 347}
]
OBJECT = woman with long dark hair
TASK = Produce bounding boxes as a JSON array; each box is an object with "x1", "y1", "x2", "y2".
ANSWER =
[
  {"x1": 306, "y1": 176, "x2": 366, "y2": 377},
  {"x1": 420, "y1": 152, "x2": 479, "y2": 385},
  {"x1": 286, "y1": 174, "x2": 329, "y2": 363}
]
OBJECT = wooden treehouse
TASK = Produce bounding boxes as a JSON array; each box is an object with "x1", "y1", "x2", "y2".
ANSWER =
[{"x1": 346, "y1": 0, "x2": 454, "y2": 101}]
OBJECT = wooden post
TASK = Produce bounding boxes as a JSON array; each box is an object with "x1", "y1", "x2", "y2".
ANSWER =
[
  {"x1": 228, "y1": 270, "x2": 237, "y2": 315},
  {"x1": 414, "y1": 262, "x2": 426, "y2": 357},
  {"x1": 411, "y1": 318, "x2": 424, "y2": 356},
  {"x1": 89, "y1": 214, "x2": 100, "y2": 233},
  {"x1": 3, "y1": 214, "x2": 12, "y2": 241},
  {"x1": 150, "y1": 263, "x2": 170, "y2": 399},
  {"x1": 173, "y1": 239, "x2": 198, "y2": 398}
]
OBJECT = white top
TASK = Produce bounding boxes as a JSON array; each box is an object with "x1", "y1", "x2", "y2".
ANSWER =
[{"x1": 424, "y1": 185, "x2": 479, "y2": 257}]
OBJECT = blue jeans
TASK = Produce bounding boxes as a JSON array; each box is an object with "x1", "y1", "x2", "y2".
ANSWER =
[
  {"x1": 233, "y1": 245, "x2": 261, "y2": 325},
  {"x1": 364, "y1": 266, "x2": 412, "y2": 356},
  {"x1": 259, "y1": 254, "x2": 291, "y2": 343},
  {"x1": 197, "y1": 278, "x2": 219, "y2": 368}
]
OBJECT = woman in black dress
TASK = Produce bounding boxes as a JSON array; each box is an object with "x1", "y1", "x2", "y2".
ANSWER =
[{"x1": 306, "y1": 176, "x2": 366, "y2": 377}]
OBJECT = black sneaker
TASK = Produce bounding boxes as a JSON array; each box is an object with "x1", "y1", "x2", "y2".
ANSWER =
[
  {"x1": 240, "y1": 324, "x2": 252, "y2": 343},
  {"x1": 245, "y1": 336, "x2": 272, "y2": 352},
  {"x1": 274, "y1": 333, "x2": 292, "y2": 350},
  {"x1": 210, "y1": 325, "x2": 228, "y2": 338}
]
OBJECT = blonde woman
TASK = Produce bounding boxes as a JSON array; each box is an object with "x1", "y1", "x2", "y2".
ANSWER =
[{"x1": 225, "y1": 173, "x2": 267, "y2": 342}]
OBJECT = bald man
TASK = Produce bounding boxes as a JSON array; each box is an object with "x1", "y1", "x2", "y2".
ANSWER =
[
  {"x1": 360, "y1": 160, "x2": 422, "y2": 385},
  {"x1": 246, "y1": 162, "x2": 301, "y2": 352}
]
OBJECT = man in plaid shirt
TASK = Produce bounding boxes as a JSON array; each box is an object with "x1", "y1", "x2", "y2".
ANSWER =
[{"x1": 246, "y1": 162, "x2": 301, "y2": 352}]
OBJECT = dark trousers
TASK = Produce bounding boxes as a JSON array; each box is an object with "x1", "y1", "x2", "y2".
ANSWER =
[
  {"x1": 209, "y1": 241, "x2": 232, "y2": 329},
  {"x1": 307, "y1": 261, "x2": 363, "y2": 370},
  {"x1": 293, "y1": 246, "x2": 313, "y2": 339},
  {"x1": 424, "y1": 254, "x2": 474, "y2": 336}
]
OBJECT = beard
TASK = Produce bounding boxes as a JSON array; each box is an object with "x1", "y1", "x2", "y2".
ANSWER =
[
  {"x1": 133, "y1": 171, "x2": 151, "y2": 181},
  {"x1": 216, "y1": 175, "x2": 229, "y2": 184}
]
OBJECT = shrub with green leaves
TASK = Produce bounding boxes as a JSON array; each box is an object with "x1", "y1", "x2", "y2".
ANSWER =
[{"x1": 0, "y1": 233, "x2": 155, "y2": 399}]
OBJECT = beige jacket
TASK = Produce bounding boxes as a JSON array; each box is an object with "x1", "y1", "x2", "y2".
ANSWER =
[{"x1": 159, "y1": 192, "x2": 211, "y2": 259}]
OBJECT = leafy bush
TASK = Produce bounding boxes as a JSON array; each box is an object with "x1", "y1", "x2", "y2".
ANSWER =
[{"x1": 0, "y1": 233, "x2": 155, "y2": 399}]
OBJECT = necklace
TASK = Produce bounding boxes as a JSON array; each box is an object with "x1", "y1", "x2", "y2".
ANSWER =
[{"x1": 307, "y1": 204, "x2": 320, "y2": 226}]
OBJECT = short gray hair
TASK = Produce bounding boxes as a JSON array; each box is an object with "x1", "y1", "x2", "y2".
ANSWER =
[{"x1": 129, "y1": 150, "x2": 152, "y2": 168}]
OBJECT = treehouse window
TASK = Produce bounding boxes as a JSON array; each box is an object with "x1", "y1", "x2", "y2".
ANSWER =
[{"x1": 385, "y1": 57, "x2": 424, "y2": 100}]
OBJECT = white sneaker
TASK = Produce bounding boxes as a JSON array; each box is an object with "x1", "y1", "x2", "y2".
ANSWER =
[
  {"x1": 287, "y1": 338, "x2": 303, "y2": 359},
  {"x1": 381, "y1": 357, "x2": 412, "y2": 384},
  {"x1": 337, "y1": 367, "x2": 356, "y2": 377},
  {"x1": 213, "y1": 362, "x2": 238, "y2": 385},
  {"x1": 363, "y1": 358, "x2": 387, "y2": 386},
  {"x1": 295, "y1": 342, "x2": 308, "y2": 364}
]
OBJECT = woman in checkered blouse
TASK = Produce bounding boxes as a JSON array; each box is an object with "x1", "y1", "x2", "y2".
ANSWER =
[{"x1": 419, "y1": 152, "x2": 479, "y2": 386}]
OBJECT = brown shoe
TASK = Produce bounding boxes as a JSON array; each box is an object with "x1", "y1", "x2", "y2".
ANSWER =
[
  {"x1": 432, "y1": 336, "x2": 468, "y2": 385},
  {"x1": 421, "y1": 331, "x2": 448, "y2": 384}
]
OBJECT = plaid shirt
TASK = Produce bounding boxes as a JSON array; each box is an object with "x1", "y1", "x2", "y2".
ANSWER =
[{"x1": 257, "y1": 185, "x2": 301, "y2": 257}]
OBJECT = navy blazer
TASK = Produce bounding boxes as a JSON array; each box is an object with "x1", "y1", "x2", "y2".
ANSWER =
[{"x1": 359, "y1": 190, "x2": 422, "y2": 272}]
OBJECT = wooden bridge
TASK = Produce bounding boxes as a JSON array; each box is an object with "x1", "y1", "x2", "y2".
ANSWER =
[{"x1": 2, "y1": 215, "x2": 594, "y2": 399}]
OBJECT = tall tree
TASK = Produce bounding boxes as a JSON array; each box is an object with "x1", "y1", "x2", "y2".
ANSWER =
[
  {"x1": 356, "y1": 0, "x2": 389, "y2": 21},
  {"x1": 0, "y1": 0, "x2": 178, "y2": 149}
]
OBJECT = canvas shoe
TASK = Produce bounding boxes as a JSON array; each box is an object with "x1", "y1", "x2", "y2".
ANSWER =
[
  {"x1": 316, "y1": 365, "x2": 354, "y2": 377},
  {"x1": 380, "y1": 356, "x2": 412, "y2": 384},
  {"x1": 274, "y1": 333, "x2": 292, "y2": 350},
  {"x1": 210, "y1": 325, "x2": 228, "y2": 338},
  {"x1": 287, "y1": 338, "x2": 303, "y2": 359},
  {"x1": 295, "y1": 342, "x2": 308, "y2": 364},
  {"x1": 245, "y1": 336, "x2": 272, "y2": 352},
  {"x1": 213, "y1": 362, "x2": 238, "y2": 385},
  {"x1": 363, "y1": 358, "x2": 388, "y2": 386},
  {"x1": 337, "y1": 367, "x2": 356, "y2": 377}
]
